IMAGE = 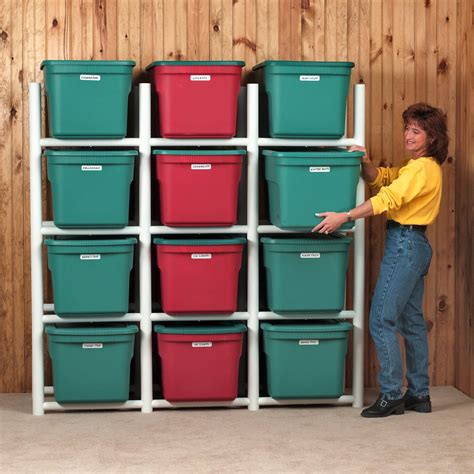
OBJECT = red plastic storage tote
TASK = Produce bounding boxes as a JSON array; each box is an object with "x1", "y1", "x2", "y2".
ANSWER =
[
  {"x1": 154, "y1": 149, "x2": 245, "y2": 227},
  {"x1": 154, "y1": 323, "x2": 246, "y2": 401},
  {"x1": 146, "y1": 61, "x2": 244, "y2": 138},
  {"x1": 154, "y1": 237, "x2": 246, "y2": 315}
]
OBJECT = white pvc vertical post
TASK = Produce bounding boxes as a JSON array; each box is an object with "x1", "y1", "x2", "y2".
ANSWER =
[
  {"x1": 247, "y1": 84, "x2": 259, "y2": 411},
  {"x1": 29, "y1": 83, "x2": 44, "y2": 416},
  {"x1": 352, "y1": 83, "x2": 366, "y2": 408},
  {"x1": 139, "y1": 83, "x2": 153, "y2": 413}
]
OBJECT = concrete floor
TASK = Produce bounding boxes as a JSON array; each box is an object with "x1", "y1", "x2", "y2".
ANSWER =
[{"x1": 0, "y1": 386, "x2": 473, "y2": 473}]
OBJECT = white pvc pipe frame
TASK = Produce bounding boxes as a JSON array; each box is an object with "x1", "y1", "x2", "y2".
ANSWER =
[{"x1": 29, "y1": 82, "x2": 365, "y2": 415}]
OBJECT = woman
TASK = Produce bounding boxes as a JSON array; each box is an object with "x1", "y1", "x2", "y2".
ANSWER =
[{"x1": 313, "y1": 103, "x2": 448, "y2": 418}]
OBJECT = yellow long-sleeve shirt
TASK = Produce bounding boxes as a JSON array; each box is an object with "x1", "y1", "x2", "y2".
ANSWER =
[{"x1": 368, "y1": 157, "x2": 442, "y2": 225}]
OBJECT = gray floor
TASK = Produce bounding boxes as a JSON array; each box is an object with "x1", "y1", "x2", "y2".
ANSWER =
[{"x1": 0, "y1": 386, "x2": 473, "y2": 473}]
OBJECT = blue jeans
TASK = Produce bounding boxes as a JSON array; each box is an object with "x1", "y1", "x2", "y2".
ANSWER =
[{"x1": 369, "y1": 226, "x2": 433, "y2": 400}]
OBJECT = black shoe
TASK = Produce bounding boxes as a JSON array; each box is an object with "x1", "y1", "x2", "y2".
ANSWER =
[
  {"x1": 403, "y1": 392, "x2": 432, "y2": 413},
  {"x1": 361, "y1": 394, "x2": 405, "y2": 418}
]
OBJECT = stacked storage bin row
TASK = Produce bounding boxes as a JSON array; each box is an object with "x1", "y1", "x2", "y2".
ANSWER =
[
  {"x1": 41, "y1": 60, "x2": 139, "y2": 404},
  {"x1": 253, "y1": 61, "x2": 358, "y2": 399}
]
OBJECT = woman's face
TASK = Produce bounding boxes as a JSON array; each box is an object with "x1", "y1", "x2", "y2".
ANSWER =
[{"x1": 404, "y1": 121, "x2": 429, "y2": 157}]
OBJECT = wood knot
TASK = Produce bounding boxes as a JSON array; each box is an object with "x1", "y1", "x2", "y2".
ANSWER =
[
  {"x1": 437, "y1": 58, "x2": 448, "y2": 74},
  {"x1": 232, "y1": 37, "x2": 257, "y2": 52},
  {"x1": 0, "y1": 30, "x2": 8, "y2": 41},
  {"x1": 445, "y1": 16, "x2": 449, "y2": 22},
  {"x1": 175, "y1": 51, "x2": 184, "y2": 60},
  {"x1": 437, "y1": 295, "x2": 448, "y2": 312},
  {"x1": 447, "y1": 156, "x2": 454, "y2": 164},
  {"x1": 213, "y1": 24, "x2": 219, "y2": 32},
  {"x1": 383, "y1": 102, "x2": 388, "y2": 110},
  {"x1": 371, "y1": 47, "x2": 383, "y2": 64},
  {"x1": 385, "y1": 33, "x2": 393, "y2": 43},
  {"x1": 425, "y1": 320, "x2": 434, "y2": 332},
  {"x1": 10, "y1": 106, "x2": 17, "y2": 120},
  {"x1": 424, "y1": 0, "x2": 431, "y2": 7},
  {"x1": 52, "y1": 18, "x2": 58, "y2": 27}
]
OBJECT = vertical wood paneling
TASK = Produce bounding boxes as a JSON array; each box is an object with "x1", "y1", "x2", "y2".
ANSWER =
[
  {"x1": 221, "y1": 0, "x2": 233, "y2": 60},
  {"x1": 210, "y1": 0, "x2": 223, "y2": 60},
  {"x1": 255, "y1": 0, "x2": 269, "y2": 62},
  {"x1": 93, "y1": 0, "x2": 117, "y2": 60},
  {"x1": 22, "y1": 0, "x2": 35, "y2": 392},
  {"x1": 414, "y1": 0, "x2": 427, "y2": 101},
  {"x1": 245, "y1": 0, "x2": 257, "y2": 70},
  {"x1": 434, "y1": 0, "x2": 455, "y2": 385},
  {"x1": 0, "y1": 0, "x2": 470, "y2": 394},
  {"x1": 391, "y1": 0, "x2": 404, "y2": 166},
  {"x1": 367, "y1": 0, "x2": 384, "y2": 387},
  {"x1": 325, "y1": 0, "x2": 337, "y2": 60},
  {"x1": 232, "y1": 0, "x2": 246, "y2": 63},
  {"x1": 313, "y1": 0, "x2": 325, "y2": 60},
  {"x1": 336, "y1": 0, "x2": 347, "y2": 61},
  {"x1": 424, "y1": 0, "x2": 438, "y2": 385},
  {"x1": 0, "y1": 0, "x2": 14, "y2": 391},
  {"x1": 175, "y1": 0, "x2": 187, "y2": 60},
  {"x1": 301, "y1": 0, "x2": 314, "y2": 61},
  {"x1": 455, "y1": 0, "x2": 473, "y2": 398},
  {"x1": 267, "y1": 0, "x2": 279, "y2": 59},
  {"x1": 289, "y1": 0, "x2": 301, "y2": 59},
  {"x1": 11, "y1": 0, "x2": 25, "y2": 393},
  {"x1": 278, "y1": 0, "x2": 291, "y2": 60},
  {"x1": 163, "y1": 0, "x2": 176, "y2": 60}
]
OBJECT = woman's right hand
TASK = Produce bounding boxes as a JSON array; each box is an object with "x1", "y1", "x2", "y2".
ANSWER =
[{"x1": 348, "y1": 145, "x2": 370, "y2": 164}]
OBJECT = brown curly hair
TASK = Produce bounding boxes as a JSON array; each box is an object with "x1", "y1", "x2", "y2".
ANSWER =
[{"x1": 402, "y1": 103, "x2": 449, "y2": 165}]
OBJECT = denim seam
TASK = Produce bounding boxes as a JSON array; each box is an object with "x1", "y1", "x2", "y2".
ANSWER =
[{"x1": 375, "y1": 247, "x2": 401, "y2": 399}]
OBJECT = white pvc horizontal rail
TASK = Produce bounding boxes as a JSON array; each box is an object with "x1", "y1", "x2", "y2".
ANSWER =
[{"x1": 30, "y1": 81, "x2": 365, "y2": 415}]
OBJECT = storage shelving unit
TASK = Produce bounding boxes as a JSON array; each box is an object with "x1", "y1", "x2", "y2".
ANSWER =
[{"x1": 29, "y1": 81, "x2": 365, "y2": 415}]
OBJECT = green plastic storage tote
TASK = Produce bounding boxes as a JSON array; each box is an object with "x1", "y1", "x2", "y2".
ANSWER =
[
  {"x1": 261, "y1": 236, "x2": 352, "y2": 312},
  {"x1": 41, "y1": 60, "x2": 135, "y2": 138},
  {"x1": 252, "y1": 60, "x2": 354, "y2": 138},
  {"x1": 46, "y1": 324, "x2": 138, "y2": 404},
  {"x1": 264, "y1": 149, "x2": 363, "y2": 230},
  {"x1": 45, "y1": 238, "x2": 137, "y2": 317},
  {"x1": 46, "y1": 150, "x2": 136, "y2": 229},
  {"x1": 261, "y1": 320, "x2": 352, "y2": 399}
]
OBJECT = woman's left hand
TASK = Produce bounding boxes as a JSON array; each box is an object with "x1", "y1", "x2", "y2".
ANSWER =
[{"x1": 312, "y1": 212, "x2": 347, "y2": 234}]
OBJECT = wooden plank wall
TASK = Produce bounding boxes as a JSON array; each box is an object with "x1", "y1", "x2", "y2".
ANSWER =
[
  {"x1": 0, "y1": 0, "x2": 470, "y2": 395},
  {"x1": 454, "y1": 0, "x2": 473, "y2": 398}
]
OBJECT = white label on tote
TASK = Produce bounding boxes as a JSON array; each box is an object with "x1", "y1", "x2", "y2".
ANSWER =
[
  {"x1": 80, "y1": 74, "x2": 101, "y2": 81},
  {"x1": 192, "y1": 253, "x2": 212, "y2": 259},
  {"x1": 192, "y1": 342, "x2": 213, "y2": 348},
  {"x1": 191, "y1": 164, "x2": 212, "y2": 170},
  {"x1": 81, "y1": 165, "x2": 102, "y2": 171},
  {"x1": 80, "y1": 254, "x2": 101, "y2": 260},
  {"x1": 300, "y1": 253, "x2": 320, "y2": 259},
  {"x1": 300, "y1": 75, "x2": 320, "y2": 81},
  {"x1": 309, "y1": 166, "x2": 330, "y2": 173},
  {"x1": 299, "y1": 340, "x2": 319, "y2": 345},
  {"x1": 190, "y1": 75, "x2": 211, "y2": 81},
  {"x1": 82, "y1": 343, "x2": 103, "y2": 349}
]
